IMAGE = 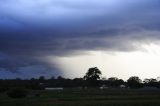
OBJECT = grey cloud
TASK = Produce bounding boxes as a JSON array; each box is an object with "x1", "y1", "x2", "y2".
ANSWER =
[{"x1": 0, "y1": 0, "x2": 160, "y2": 78}]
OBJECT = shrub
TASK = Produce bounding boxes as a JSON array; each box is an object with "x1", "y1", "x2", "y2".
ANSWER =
[{"x1": 7, "y1": 88, "x2": 28, "y2": 98}]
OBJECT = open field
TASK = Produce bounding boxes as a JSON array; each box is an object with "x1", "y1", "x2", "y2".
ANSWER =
[{"x1": 1, "y1": 89, "x2": 160, "y2": 106}]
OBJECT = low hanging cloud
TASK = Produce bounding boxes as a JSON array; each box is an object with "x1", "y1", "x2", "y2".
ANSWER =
[{"x1": 0, "y1": 0, "x2": 160, "y2": 78}]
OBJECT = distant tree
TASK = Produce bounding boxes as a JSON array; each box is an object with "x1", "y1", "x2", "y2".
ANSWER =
[
  {"x1": 57, "y1": 76, "x2": 65, "y2": 80},
  {"x1": 127, "y1": 76, "x2": 142, "y2": 88},
  {"x1": 107, "y1": 77, "x2": 124, "y2": 87},
  {"x1": 143, "y1": 78, "x2": 159, "y2": 87},
  {"x1": 83, "y1": 67, "x2": 102, "y2": 87},
  {"x1": 39, "y1": 76, "x2": 45, "y2": 82},
  {"x1": 143, "y1": 78, "x2": 157, "y2": 83},
  {"x1": 50, "y1": 76, "x2": 55, "y2": 80},
  {"x1": 16, "y1": 78, "x2": 22, "y2": 80},
  {"x1": 108, "y1": 77, "x2": 118, "y2": 81},
  {"x1": 30, "y1": 78, "x2": 36, "y2": 81}
]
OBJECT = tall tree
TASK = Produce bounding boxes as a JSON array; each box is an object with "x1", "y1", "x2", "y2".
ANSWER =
[
  {"x1": 127, "y1": 76, "x2": 142, "y2": 88},
  {"x1": 84, "y1": 67, "x2": 102, "y2": 87}
]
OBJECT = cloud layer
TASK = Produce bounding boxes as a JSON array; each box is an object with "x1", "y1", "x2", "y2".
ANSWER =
[{"x1": 0, "y1": 0, "x2": 160, "y2": 78}]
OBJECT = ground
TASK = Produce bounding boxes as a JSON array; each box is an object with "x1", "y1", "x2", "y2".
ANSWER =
[{"x1": 1, "y1": 88, "x2": 160, "y2": 106}]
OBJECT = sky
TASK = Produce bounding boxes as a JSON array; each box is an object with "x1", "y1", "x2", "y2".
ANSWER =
[{"x1": 0, "y1": 0, "x2": 160, "y2": 80}]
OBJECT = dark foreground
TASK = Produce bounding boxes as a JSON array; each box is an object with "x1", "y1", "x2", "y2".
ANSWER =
[{"x1": 1, "y1": 88, "x2": 160, "y2": 106}]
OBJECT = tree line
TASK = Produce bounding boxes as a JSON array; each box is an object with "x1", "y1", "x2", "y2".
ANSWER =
[{"x1": 0, "y1": 67, "x2": 160, "y2": 92}]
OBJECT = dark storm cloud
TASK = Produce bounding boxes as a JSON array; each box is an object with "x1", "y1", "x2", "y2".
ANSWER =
[{"x1": 0, "y1": 0, "x2": 160, "y2": 78}]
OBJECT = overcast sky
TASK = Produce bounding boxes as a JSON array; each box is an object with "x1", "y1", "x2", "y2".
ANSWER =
[{"x1": 0, "y1": 0, "x2": 160, "y2": 79}]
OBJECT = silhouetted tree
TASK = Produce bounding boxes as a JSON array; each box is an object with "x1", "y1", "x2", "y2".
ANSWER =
[
  {"x1": 107, "y1": 77, "x2": 124, "y2": 87},
  {"x1": 84, "y1": 67, "x2": 102, "y2": 87},
  {"x1": 39, "y1": 76, "x2": 45, "y2": 82},
  {"x1": 143, "y1": 78, "x2": 159, "y2": 88},
  {"x1": 127, "y1": 76, "x2": 143, "y2": 88},
  {"x1": 108, "y1": 77, "x2": 118, "y2": 82},
  {"x1": 50, "y1": 76, "x2": 55, "y2": 80},
  {"x1": 143, "y1": 78, "x2": 157, "y2": 83},
  {"x1": 57, "y1": 76, "x2": 65, "y2": 80}
]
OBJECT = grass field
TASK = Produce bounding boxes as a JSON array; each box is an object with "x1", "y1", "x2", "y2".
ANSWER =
[{"x1": 1, "y1": 88, "x2": 160, "y2": 106}]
